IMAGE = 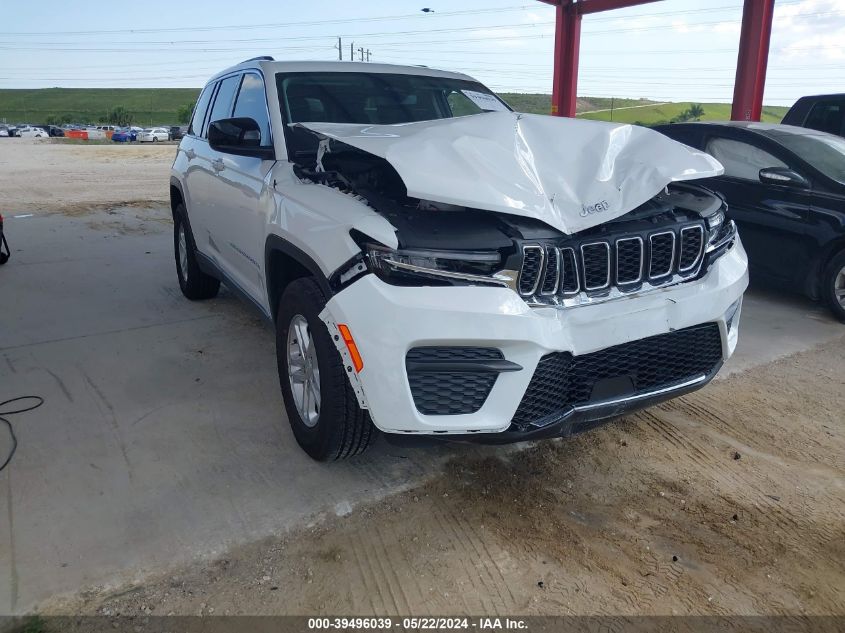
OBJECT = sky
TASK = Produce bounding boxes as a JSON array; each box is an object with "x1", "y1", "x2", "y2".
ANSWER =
[{"x1": 1, "y1": 0, "x2": 844, "y2": 106}]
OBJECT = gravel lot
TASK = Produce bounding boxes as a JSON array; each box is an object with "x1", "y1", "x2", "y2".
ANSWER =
[
  {"x1": 0, "y1": 138, "x2": 172, "y2": 214},
  {"x1": 45, "y1": 341, "x2": 845, "y2": 618}
]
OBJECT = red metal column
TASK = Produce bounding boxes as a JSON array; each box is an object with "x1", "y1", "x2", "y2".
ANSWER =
[
  {"x1": 731, "y1": 0, "x2": 775, "y2": 121},
  {"x1": 551, "y1": 1, "x2": 581, "y2": 116}
]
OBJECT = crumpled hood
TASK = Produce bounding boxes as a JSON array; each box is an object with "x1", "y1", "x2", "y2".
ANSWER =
[{"x1": 295, "y1": 111, "x2": 723, "y2": 235}]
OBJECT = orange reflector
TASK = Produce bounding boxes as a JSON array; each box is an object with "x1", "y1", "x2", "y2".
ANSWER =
[{"x1": 337, "y1": 323, "x2": 363, "y2": 373}]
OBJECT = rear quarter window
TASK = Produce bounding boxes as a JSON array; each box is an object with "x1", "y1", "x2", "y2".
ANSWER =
[{"x1": 189, "y1": 84, "x2": 215, "y2": 137}]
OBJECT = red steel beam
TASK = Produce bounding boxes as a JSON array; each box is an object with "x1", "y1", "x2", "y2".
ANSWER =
[
  {"x1": 550, "y1": 1, "x2": 582, "y2": 116},
  {"x1": 543, "y1": 0, "x2": 662, "y2": 116},
  {"x1": 731, "y1": 0, "x2": 775, "y2": 121}
]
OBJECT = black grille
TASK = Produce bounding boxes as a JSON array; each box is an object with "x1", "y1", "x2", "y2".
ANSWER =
[
  {"x1": 616, "y1": 237, "x2": 643, "y2": 284},
  {"x1": 679, "y1": 226, "x2": 704, "y2": 271},
  {"x1": 582, "y1": 242, "x2": 610, "y2": 290},
  {"x1": 406, "y1": 347, "x2": 503, "y2": 362},
  {"x1": 519, "y1": 246, "x2": 543, "y2": 295},
  {"x1": 649, "y1": 232, "x2": 675, "y2": 278},
  {"x1": 540, "y1": 247, "x2": 559, "y2": 294},
  {"x1": 406, "y1": 346, "x2": 502, "y2": 415},
  {"x1": 511, "y1": 323, "x2": 723, "y2": 427}
]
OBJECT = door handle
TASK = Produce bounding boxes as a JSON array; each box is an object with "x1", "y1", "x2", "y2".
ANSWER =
[
  {"x1": 212, "y1": 158, "x2": 225, "y2": 172},
  {"x1": 185, "y1": 148, "x2": 196, "y2": 160}
]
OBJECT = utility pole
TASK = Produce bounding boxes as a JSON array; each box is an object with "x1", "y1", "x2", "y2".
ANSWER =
[
  {"x1": 335, "y1": 36, "x2": 342, "y2": 61},
  {"x1": 358, "y1": 47, "x2": 364, "y2": 61},
  {"x1": 366, "y1": 49, "x2": 371, "y2": 62},
  {"x1": 350, "y1": 41, "x2": 354, "y2": 61}
]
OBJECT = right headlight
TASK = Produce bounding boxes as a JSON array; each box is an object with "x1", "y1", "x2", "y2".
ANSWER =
[{"x1": 365, "y1": 244, "x2": 514, "y2": 288}]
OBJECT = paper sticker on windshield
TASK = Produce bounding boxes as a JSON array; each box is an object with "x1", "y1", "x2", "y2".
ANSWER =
[{"x1": 461, "y1": 90, "x2": 508, "y2": 112}]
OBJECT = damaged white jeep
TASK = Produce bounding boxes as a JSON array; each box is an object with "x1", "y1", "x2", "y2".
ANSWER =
[{"x1": 170, "y1": 58, "x2": 748, "y2": 460}]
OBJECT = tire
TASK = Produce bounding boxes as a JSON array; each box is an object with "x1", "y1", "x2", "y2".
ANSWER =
[
  {"x1": 822, "y1": 249, "x2": 845, "y2": 322},
  {"x1": 276, "y1": 277, "x2": 374, "y2": 460},
  {"x1": 173, "y1": 203, "x2": 220, "y2": 300},
  {"x1": 153, "y1": 137, "x2": 159, "y2": 143}
]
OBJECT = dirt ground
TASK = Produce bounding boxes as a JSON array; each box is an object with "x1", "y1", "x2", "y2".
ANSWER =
[
  {"x1": 0, "y1": 138, "x2": 171, "y2": 214},
  {"x1": 41, "y1": 339, "x2": 845, "y2": 618}
]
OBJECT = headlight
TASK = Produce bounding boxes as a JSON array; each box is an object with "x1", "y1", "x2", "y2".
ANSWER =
[
  {"x1": 705, "y1": 204, "x2": 736, "y2": 255},
  {"x1": 366, "y1": 244, "x2": 513, "y2": 287}
]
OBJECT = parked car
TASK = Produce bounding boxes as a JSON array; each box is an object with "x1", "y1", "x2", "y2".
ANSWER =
[
  {"x1": 111, "y1": 128, "x2": 137, "y2": 142},
  {"x1": 782, "y1": 94, "x2": 845, "y2": 138},
  {"x1": 655, "y1": 121, "x2": 845, "y2": 321},
  {"x1": 17, "y1": 126, "x2": 49, "y2": 138},
  {"x1": 47, "y1": 126, "x2": 65, "y2": 137},
  {"x1": 0, "y1": 126, "x2": 8, "y2": 137},
  {"x1": 169, "y1": 125, "x2": 187, "y2": 141},
  {"x1": 140, "y1": 127, "x2": 169, "y2": 142},
  {"x1": 170, "y1": 59, "x2": 747, "y2": 460}
]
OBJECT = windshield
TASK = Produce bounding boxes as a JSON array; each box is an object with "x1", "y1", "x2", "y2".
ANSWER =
[
  {"x1": 276, "y1": 71, "x2": 509, "y2": 126},
  {"x1": 774, "y1": 131, "x2": 845, "y2": 184}
]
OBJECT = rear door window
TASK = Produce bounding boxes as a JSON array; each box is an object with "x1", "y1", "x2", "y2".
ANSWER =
[
  {"x1": 207, "y1": 75, "x2": 241, "y2": 130},
  {"x1": 803, "y1": 101, "x2": 845, "y2": 136}
]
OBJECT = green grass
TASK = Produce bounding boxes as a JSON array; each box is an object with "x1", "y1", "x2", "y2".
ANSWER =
[
  {"x1": 0, "y1": 87, "x2": 199, "y2": 126},
  {"x1": 0, "y1": 87, "x2": 789, "y2": 127}
]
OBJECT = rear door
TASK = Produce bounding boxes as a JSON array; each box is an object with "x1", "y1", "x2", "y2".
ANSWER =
[
  {"x1": 186, "y1": 74, "x2": 240, "y2": 268},
  {"x1": 702, "y1": 132, "x2": 812, "y2": 286},
  {"x1": 180, "y1": 81, "x2": 217, "y2": 254}
]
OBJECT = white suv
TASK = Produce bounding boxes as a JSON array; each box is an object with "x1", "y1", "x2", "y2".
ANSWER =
[{"x1": 170, "y1": 58, "x2": 748, "y2": 460}]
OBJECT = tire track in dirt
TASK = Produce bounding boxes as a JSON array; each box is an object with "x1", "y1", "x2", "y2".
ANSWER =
[{"x1": 49, "y1": 337, "x2": 845, "y2": 618}]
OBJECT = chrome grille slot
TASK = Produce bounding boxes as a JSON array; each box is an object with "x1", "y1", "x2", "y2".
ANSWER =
[
  {"x1": 559, "y1": 247, "x2": 579, "y2": 295},
  {"x1": 539, "y1": 246, "x2": 560, "y2": 295},
  {"x1": 517, "y1": 220, "x2": 710, "y2": 307},
  {"x1": 581, "y1": 242, "x2": 611, "y2": 291},
  {"x1": 648, "y1": 231, "x2": 676, "y2": 279},
  {"x1": 679, "y1": 225, "x2": 704, "y2": 272},
  {"x1": 519, "y1": 245, "x2": 544, "y2": 296},
  {"x1": 615, "y1": 237, "x2": 643, "y2": 285}
]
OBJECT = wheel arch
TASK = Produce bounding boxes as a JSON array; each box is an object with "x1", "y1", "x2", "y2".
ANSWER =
[{"x1": 265, "y1": 234, "x2": 332, "y2": 322}]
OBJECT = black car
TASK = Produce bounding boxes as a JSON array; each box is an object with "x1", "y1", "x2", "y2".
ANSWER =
[
  {"x1": 169, "y1": 125, "x2": 187, "y2": 141},
  {"x1": 655, "y1": 121, "x2": 845, "y2": 321},
  {"x1": 782, "y1": 93, "x2": 845, "y2": 138}
]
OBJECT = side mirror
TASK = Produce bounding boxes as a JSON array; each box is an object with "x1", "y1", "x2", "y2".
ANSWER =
[
  {"x1": 208, "y1": 117, "x2": 274, "y2": 160},
  {"x1": 759, "y1": 167, "x2": 809, "y2": 189}
]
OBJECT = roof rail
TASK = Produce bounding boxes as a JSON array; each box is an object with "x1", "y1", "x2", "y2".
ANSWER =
[{"x1": 240, "y1": 55, "x2": 274, "y2": 63}]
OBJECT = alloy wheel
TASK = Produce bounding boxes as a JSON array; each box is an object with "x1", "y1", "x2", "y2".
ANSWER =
[
  {"x1": 177, "y1": 224, "x2": 189, "y2": 283},
  {"x1": 835, "y1": 264, "x2": 845, "y2": 309},
  {"x1": 287, "y1": 314, "x2": 321, "y2": 427}
]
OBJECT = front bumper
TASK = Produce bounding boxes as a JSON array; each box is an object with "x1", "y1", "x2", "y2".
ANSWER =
[{"x1": 321, "y1": 239, "x2": 748, "y2": 436}]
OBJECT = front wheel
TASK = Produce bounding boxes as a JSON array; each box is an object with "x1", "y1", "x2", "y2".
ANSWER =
[
  {"x1": 822, "y1": 250, "x2": 845, "y2": 322},
  {"x1": 276, "y1": 278, "x2": 374, "y2": 460},
  {"x1": 173, "y1": 204, "x2": 220, "y2": 300}
]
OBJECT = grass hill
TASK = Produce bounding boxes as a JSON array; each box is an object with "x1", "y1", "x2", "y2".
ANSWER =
[
  {"x1": 0, "y1": 87, "x2": 789, "y2": 127},
  {"x1": 501, "y1": 93, "x2": 788, "y2": 124},
  {"x1": 0, "y1": 88, "x2": 200, "y2": 126}
]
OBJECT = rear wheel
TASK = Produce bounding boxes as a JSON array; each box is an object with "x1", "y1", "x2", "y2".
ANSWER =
[
  {"x1": 276, "y1": 277, "x2": 374, "y2": 460},
  {"x1": 173, "y1": 203, "x2": 220, "y2": 300},
  {"x1": 822, "y1": 249, "x2": 845, "y2": 322}
]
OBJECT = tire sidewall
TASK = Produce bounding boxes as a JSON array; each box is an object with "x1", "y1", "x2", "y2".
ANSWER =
[{"x1": 276, "y1": 280, "x2": 346, "y2": 459}]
